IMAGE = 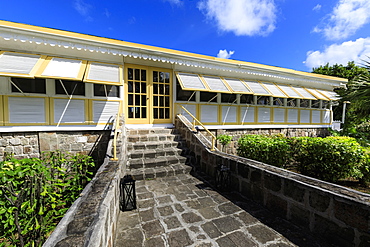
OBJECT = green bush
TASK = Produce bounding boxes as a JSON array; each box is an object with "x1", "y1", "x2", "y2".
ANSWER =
[
  {"x1": 291, "y1": 136, "x2": 365, "y2": 182},
  {"x1": 217, "y1": 134, "x2": 232, "y2": 151},
  {"x1": 237, "y1": 134, "x2": 291, "y2": 168},
  {"x1": 0, "y1": 151, "x2": 94, "y2": 247}
]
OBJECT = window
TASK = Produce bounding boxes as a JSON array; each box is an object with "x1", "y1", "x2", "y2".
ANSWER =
[
  {"x1": 94, "y1": 84, "x2": 120, "y2": 97},
  {"x1": 11, "y1": 77, "x2": 46, "y2": 94},
  {"x1": 257, "y1": 96, "x2": 270, "y2": 105},
  {"x1": 311, "y1": 100, "x2": 320, "y2": 108},
  {"x1": 240, "y1": 94, "x2": 254, "y2": 104},
  {"x1": 322, "y1": 100, "x2": 330, "y2": 109},
  {"x1": 200, "y1": 92, "x2": 217, "y2": 102},
  {"x1": 273, "y1": 97, "x2": 284, "y2": 106},
  {"x1": 176, "y1": 79, "x2": 195, "y2": 101},
  {"x1": 300, "y1": 99, "x2": 310, "y2": 108},
  {"x1": 221, "y1": 93, "x2": 237, "y2": 103},
  {"x1": 55, "y1": 80, "x2": 85, "y2": 96},
  {"x1": 287, "y1": 98, "x2": 297, "y2": 107}
]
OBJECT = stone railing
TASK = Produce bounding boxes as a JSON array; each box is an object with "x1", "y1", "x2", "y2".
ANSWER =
[
  {"x1": 43, "y1": 116, "x2": 127, "y2": 247},
  {"x1": 175, "y1": 115, "x2": 370, "y2": 247}
]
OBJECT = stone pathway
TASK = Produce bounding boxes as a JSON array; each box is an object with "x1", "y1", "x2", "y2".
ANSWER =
[{"x1": 114, "y1": 173, "x2": 329, "y2": 247}]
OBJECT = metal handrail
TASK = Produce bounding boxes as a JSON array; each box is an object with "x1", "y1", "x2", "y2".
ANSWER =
[
  {"x1": 178, "y1": 105, "x2": 216, "y2": 151},
  {"x1": 111, "y1": 113, "x2": 120, "y2": 161}
]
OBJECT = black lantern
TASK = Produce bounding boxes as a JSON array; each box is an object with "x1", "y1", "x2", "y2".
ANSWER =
[
  {"x1": 215, "y1": 164, "x2": 231, "y2": 191},
  {"x1": 120, "y1": 175, "x2": 136, "y2": 211}
]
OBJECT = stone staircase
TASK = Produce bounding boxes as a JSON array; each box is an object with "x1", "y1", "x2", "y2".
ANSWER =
[{"x1": 126, "y1": 128, "x2": 192, "y2": 180}]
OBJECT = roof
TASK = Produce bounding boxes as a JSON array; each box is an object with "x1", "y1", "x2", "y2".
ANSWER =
[{"x1": 0, "y1": 20, "x2": 347, "y2": 88}]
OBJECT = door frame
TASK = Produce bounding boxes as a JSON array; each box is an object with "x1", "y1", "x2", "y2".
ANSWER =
[{"x1": 124, "y1": 64, "x2": 173, "y2": 124}]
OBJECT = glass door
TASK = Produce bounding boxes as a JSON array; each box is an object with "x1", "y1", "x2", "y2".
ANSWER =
[{"x1": 125, "y1": 65, "x2": 172, "y2": 124}]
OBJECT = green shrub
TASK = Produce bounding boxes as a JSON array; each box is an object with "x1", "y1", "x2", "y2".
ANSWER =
[
  {"x1": 292, "y1": 136, "x2": 366, "y2": 182},
  {"x1": 0, "y1": 151, "x2": 94, "y2": 247},
  {"x1": 217, "y1": 134, "x2": 233, "y2": 151},
  {"x1": 237, "y1": 134, "x2": 291, "y2": 168}
]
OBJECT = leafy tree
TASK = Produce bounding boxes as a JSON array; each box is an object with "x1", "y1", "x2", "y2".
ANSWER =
[{"x1": 312, "y1": 61, "x2": 370, "y2": 129}]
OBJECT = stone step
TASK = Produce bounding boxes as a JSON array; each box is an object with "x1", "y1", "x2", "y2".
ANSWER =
[
  {"x1": 128, "y1": 155, "x2": 187, "y2": 169},
  {"x1": 127, "y1": 140, "x2": 186, "y2": 151},
  {"x1": 129, "y1": 163, "x2": 192, "y2": 180},
  {"x1": 127, "y1": 133, "x2": 181, "y2": 143},
  {"x1": 128, "y1": 147, "x2": 183, "y2": 159},
  {"x1": 127, "y1": 128, "x2": 176, "y2": 136}
]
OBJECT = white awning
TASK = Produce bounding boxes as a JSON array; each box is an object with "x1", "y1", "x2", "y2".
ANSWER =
[
  {"x1": 305, "y1": 88, "x2": 329, "y2": 100},
  {"x1": 261, "y1": 82, "x2": 287, "y2": 97},
  {"x1": 277, "y1": 84, "x2": 302, "y2": 98},
  {"x1": 316, "y1": 89, "x2": 340, "y2": 100},
  {"x1": 37, "y1": 57, "x2": 87, "y2": 80},
  {"x1": 292, "y1": 86, "x2": 317, "y2": 100},
  {"x1": 223, "y1": 78, "x2": 252, "y2": 94},
  {"x1": 243, "y1": 81, "x2": 271, "y2": 95},
  {"x1": 176, "y1": 72, "x2": 208, "y2": 91},
  {"x1": 0, "y1": 51, "x2": 45, "y2": 78},
  {"x1": 84, "y1": 62, "x2": 122, "y2": 85},
  {"x1": 201, "y1": 75, "x2": 230, "y2": 93}
]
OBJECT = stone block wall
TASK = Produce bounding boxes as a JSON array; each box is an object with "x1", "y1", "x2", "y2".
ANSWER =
[
  {"x1": 0, "y1": 131, "x2": 110, "y2": 165},
  {"x1": 201, "y1": 127, "x2": 330, "y2": 155},
  {"x1": 175, "y1": 115, "x2": 370, "y2": 246},
  {"x1": 43, "y1": 116, "x2": 127, "y2": 247}
]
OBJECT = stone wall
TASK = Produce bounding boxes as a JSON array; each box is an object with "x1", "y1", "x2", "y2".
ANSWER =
[
  {"x1": 201, "y1": 127, "x2": 330, "y2": 155},
  {"x1": 43, "y1": 116, "x2": 127, "y2": 247},
  {"x1": 0, "y1": 131, "x2": 110, "y2": 165},
  {"x1": 175, "y1": 115, "x2": 370, "y2": 246}
]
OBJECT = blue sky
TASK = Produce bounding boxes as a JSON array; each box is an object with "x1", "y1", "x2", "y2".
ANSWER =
[{"x1": 1, "y1": 0, "x2": 370, "y2": 72}]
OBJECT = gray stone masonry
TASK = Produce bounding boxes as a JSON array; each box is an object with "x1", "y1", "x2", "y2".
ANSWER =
[
  {"x1": 175, "y1": 115, "x2": 370, "y2": 247},
  {"x1": 126, "y1": 128, "x2": 192, "y2": 180},
  {"x1": 115, "y1": 173, "x2": 328, "y2": 246}
]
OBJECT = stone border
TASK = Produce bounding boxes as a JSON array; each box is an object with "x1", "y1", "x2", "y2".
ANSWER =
[
  {"x1": 175, "y1": 115, "x2": 370, "y2": 246},
  {"x1": 43, "y1": 117, "x2": 127, "y2": 247}
]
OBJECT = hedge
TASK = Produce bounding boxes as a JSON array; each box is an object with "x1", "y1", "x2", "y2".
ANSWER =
[{"x1": 237, "y1": 135, "x2": 369, "y2": 183}]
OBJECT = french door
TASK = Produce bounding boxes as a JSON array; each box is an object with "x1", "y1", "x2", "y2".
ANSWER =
[{"x1": 125, "y1": 65, "x2": 172, "y2": 124}]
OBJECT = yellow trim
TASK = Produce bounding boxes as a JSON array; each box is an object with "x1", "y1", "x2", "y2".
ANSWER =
[
  {"x1": 0, "y1": 20, "x2": 347, "y2": 84},
  {"x1": 175, "y1": 72, "x2": 209, "y2": 92},
  {"x1": 3, "y1": 96, "x2": 9, "y2": 124},
  {"x1": 86, "y1": 99, "x2": 93, "y2": 124},
  {"x1": 83, "y1": 61, "x2": 123, "y2": 86},
  {"x1": 35, "y1": 56, "x2": 88, "y2": 80},
  {"x1": 125, "y1": 64, "x2": 173, "y2": 124},
  {"x1": 243, "y1": 80, "x2": 272, "y2": 96},
  {"x1": 0, "y1": 95, "x2": 3, "y2": 126},
  {"x1": 0, "y1": 51, "x2": 47, "y2": 78}
]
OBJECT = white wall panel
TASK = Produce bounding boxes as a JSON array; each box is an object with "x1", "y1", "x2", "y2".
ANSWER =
[
  {"x1": 258, "y1": 107, "x2": 271, "y2": 123},
  {"x1": 222, "y1": 106, "x2": 237, "y2": 123},
  {"x1": 180, "y1": 104, "x2": 197, "y2": 122},
  {"x1": 300, "y1": 110, "x2": 310, "y2": 123},
  {"x1": 312, "y1": 110, "x2": 321, "y2": 123},
  {"x1": 54, "y1": 99, "x2": 85, "y2": 123},
  {"x1": 9, "y1": 97, "x2": 45, "y2": 123},
  {"x1": 287, "y1": 109, "x2": 298, "y2": 123},
  {"x1": 200, "y1": 105, "x2": 218, "y2": 123},
  {"x1": 93, "y1": 101, "x2": 120, "y2": 123},
  {"x1": 240, "y1": 106, "x2": 255, "y2": 123},
  {"x1": 273, "y1": 108, "x2": 285, "y2": 123}
]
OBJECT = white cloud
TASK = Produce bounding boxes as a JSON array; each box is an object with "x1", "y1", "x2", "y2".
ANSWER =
[
  {"x1": 314, "y1": 0, "x2": 370, "y2": 40},
  {"x1": 164, "y1": 0, "x2": 182, "y2": 6},
  {"x1": 313, "y1": 4, "x2": 321, "y2": 12},
  {"x1": 198, "y1": 0, "x2": 277, "y2": 36},
  {"x1": 304, "y1": 37, "x2": 370, "y2": 69},
  {"x1": 217, "y1": 49, "x2": 235, "y2": 59},
  {"x1": 74, "y1": 0, "x2": 92, "y2": 16}
]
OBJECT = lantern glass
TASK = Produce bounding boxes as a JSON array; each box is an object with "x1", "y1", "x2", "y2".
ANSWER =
[{"x1": 120, "y1": 175, "x2": 136, "y2": 211}]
